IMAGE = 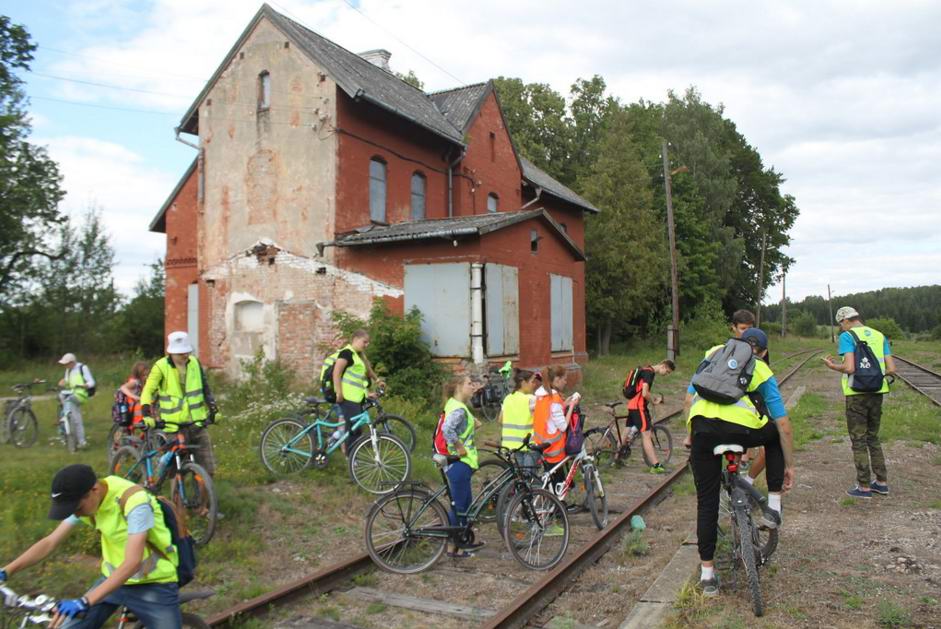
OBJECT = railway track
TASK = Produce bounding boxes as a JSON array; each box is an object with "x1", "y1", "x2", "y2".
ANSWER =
[
  {"x1": 893, "y1": 356, "x2": 941, "y2": 407},
  {"x1": 207, "y1": 349, "x2": 821, "y2": 628}
]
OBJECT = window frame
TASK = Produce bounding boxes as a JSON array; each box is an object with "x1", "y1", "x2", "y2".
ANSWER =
[
  {"x1": 257, "y1": 70, "x2": 271, "y2": 111},
  {"x1": 410, "y1": 171, "x2": 427, "y2": 220},
  {"x1": 487, "y1": 193, "x2": 499, "y2": 213},
  {"x1": 369, "y1": 157, "x2": 388, "y2": 223}
]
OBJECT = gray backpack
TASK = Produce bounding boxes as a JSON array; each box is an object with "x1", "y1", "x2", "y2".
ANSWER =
[{"x1": 690, "y1": 339, "x2": 756, "y2": 404}]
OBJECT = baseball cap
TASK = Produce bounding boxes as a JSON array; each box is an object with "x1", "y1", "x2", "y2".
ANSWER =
[
  {"x1": 48, "y1": 464, "x2": 97, "y2": 520},
  {"x1": 166, "y1": 331, "x2": 194, "y2": 354},
  {"x1": 57, "y1": 352, "x2": 77, "y2": 365},
  {"x1": 741, "y1": 328, "x2": 769, "y2": 351},
  {"x1": 835, "y1": 306, "x2": 859, "y2": 323}
]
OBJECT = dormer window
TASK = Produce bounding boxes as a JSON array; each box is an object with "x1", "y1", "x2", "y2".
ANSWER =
[{"x1": 258, "y1": 71, "x2": 271, "y2": 111}]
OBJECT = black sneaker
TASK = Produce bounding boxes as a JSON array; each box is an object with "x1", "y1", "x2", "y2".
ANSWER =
[
  {"x1": 457, "y1": 540, "x2": 485, "y2": 551},
  {"x1": 700, "y1": 575, "x2": 720, "y2": 597}
]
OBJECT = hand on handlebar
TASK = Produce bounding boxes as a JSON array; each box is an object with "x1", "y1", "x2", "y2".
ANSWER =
[
  {"x1": 143, "y1": 417, "x2": 165, "y2": 430},
  {"x1": 52, "y1": 596, "x2": 89, "y2": 626}
]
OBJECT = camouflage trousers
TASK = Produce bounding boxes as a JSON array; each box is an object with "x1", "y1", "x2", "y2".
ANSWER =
[{"x1": 845, "y1": 394, "x2": 887, "y2": 486}]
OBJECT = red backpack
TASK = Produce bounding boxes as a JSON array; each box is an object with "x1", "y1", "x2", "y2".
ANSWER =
[
  {"x1": 432, "y1": 411, "x2": 449, "y2": 455},
  {"x1": 622, "y1": 368, "x2": 642, "y2": 400}
]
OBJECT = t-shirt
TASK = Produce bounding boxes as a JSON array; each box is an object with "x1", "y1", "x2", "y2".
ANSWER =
[
  {"x1": 838, "y1": 330, "x2": 891, "y2": 357},
  {"x1": 535, "y1": 386, "x2": 567, "y2": 435},
  {"x1": 627, "y1": 368, "x2": 655, "y2": 411},
  {"x1": 66, "y1": 504, "x2": 155, "y2": 534},
  {"x1": 442, "y1": 406, "x2": 469, "y2": 445}
]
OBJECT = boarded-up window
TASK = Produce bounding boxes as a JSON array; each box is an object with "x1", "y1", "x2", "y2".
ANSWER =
[
  {"x1": 485, "y1": 264, "x2": 519, "y2": 356},
  {"x1": 405, "y1": 263, "x2": 470, "y2": 356},
  {"x1": 411, "y1": 172, "x2": 426, "y2": 220},
  {"x1": 550, "y1": 274, "x2": 573, "y2": 351},
  {"x1": 258, "y1": 71, "x2": 270, "y2": 110},
  {"x1": 369, "y1": 158, "x2": 387, "y2": 222},
  {"x1": 235, "y1": 300, "x2": 264, "y2": 332}
]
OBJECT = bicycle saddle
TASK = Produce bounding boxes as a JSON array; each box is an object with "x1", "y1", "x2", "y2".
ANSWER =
[
  {"x1": 603, "y1": 400, "x2": 623, "y2": 409},
  {"x1": 304, "y1": 396, "x2": 327, "y2": 405},
  {"x1": 713, "y1": 443, "x2": 745, "y2": 456},
  {"x1": 529, "y1": 442, "x2": 551, "y2": 453},
  {"x1": 178, "y1": 590, "x2": 214, "y2": 604}
]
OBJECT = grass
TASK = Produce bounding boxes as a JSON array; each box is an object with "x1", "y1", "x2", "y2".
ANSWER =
[
  {"x1": 840, "y1": 497, "x2": 857, "y2": 507},
  {"x1": 877, "y1": 600, "x2": 912, "y2": 627},
  {"x1": 928, "y1": 499, "x2": 941, "y2": 510},
  {"x1": 840, "y1": 590, "x2": 864, "y2": 610},
  {"x1": 365, "y1": 602, "x2": 386, "y2": 615},
  {"x1": 787, "y1": 390, "x2": 832, "y2": 449},
  {"x1": 620, "y1": 529, "x2": 650, "y2": 557}
]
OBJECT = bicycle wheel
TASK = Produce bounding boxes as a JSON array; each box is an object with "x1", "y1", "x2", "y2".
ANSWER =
[
  {"x1": 9, "y1": 408, "x2": 38, "y2": 448},
  {"x1": 583, "y1": 464, "x2": 608, "y2": 530},
  {"x1": 348, "y1": 433, "x2": 411, "y2": 494},
  {"x1": 375, "y1": 414, "x2": 417, "y2": 453},
  {"x1": 65, "y1": 413, "x2": 78, "y2": 453},
  {"x1": 259, "y1": 418, "x2": 314, "y2": 474},
  {"x1": 472, "y1": 459, "x2": 509, "y2": 523},
  {"x1": 171, "y1": 462, "x2": 217, "y2": 546},
  {"x1": 503, "y1": 487, "x2": 569, "y2": 570},
  {"x1": 110, "y1": 446, "x2": 147, "y2": 485},
  {"x1": 643, "y1": 425, "x2": 673, "y2": 466},
  {"x1": 735, "y1": 511, "x2": 764, "y2": 617},
  {"x1": 584, "y1": 427, "x2": 617, "y2": 467},
  {"x1": 365, "y1": 488, "x2": 449, "y2": 574}
]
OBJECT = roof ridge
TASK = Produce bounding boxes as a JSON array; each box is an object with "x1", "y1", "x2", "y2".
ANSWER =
[{"x1": 425, "y1": 81, "x2": 488, "y2": 96}]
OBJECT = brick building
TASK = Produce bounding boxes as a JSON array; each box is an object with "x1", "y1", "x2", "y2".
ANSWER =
[{"x1": 150, "y1": 4, "x2": 599, "y2": 379}]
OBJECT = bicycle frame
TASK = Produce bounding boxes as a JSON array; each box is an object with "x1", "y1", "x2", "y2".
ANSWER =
[
  {"x1": 278, "y1": 403, "x2": 379, "y2": 460},
  {"x1": 539, "y1": 448, "x2": 594, "y2": 501},
  {"x1": 127, "y1": 426, "x2": 199, "y2": 490},
  {"x1": 720, "y1": 452, "x2": 773, "y2": 565}
]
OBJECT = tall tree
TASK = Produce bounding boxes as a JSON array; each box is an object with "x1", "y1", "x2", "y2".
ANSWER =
[
  {"x1": 0, "y1": 16, "x2": 66, "y2": 301},
  {"x1": 118, "y1": 259, "x2": 165, "y2": 356},
  {"x1": 567, "y1": 75, "x2": 619, "y2": 187}
]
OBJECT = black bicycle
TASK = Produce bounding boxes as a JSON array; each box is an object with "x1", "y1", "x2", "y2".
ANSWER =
[
  {"x1": 584, "y1": 400, "x2": 673, "y2": 468},
  {"x1": 1, "y1": 380, "x2": 44, "y2": 448}
]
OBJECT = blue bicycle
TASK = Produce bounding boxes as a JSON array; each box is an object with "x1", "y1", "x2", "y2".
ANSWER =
[{"x1": 259, "y1": 393, "x2": 411, "y2": 494}]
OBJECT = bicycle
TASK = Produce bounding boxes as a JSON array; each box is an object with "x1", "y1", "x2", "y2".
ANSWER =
[
  {"x1": 259, "y1": 391, "x2": 411, "y2": 494},
  {"x1": 110, "y1": 420, "x2": 218, "y2": 546},
  {"x1": 471, "y1": 360, "x2": 513, "y2": 422},
  {"x1": 496, "y1": 441, "x2": 608, "y2": 534},
  {"x1": 364, "y1": 437, "x2": 570, "y2": 573},
  {"x1": 53, "y1": 389, "x2": 83, "y2": 453},
  {"x1": 1, "y1": 380, "x2": 44, "y2": 448},
  {"x1": 584, "y1": 400, "x2": 673, "y2": 468},
  {"x1": 0, "y1": 584, "x2": 212, "y2": 628},
  {"x1": 713, "y1": 443, "x2": 780, "y2": 617}
]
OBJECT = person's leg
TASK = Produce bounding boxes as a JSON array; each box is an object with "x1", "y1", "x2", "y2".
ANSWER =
[
  {"x1": 638, "y1": 404, "x2": 661, "y2": 468},
  {"x1": 191, "y1": 426, "x2": 215, "y2": 476},
  {"x1": 445, "y1": 461, "x2": 473, "y2": 527},
  {"x1": 61, "y1": 579, "x2": 120, "y2": 629},
  {"x1": 122, "y1": 583, "x2": 182, "y2": 629},
  {"x1": 689, "y1": 418, "x2": 724, "y2": 567},
  {"x1": 746, "y1": 448, "x2": 766, "y2": 484},
  {"x1": 864, "y1": 394, "x2": 887, "y2": 484},
  {"x1": 73, "y1": 402, "x2": 87, "y2": 446},
  {"x1": 340, "y1": 400, "x2": 364, "y2": 443},
  {"x1": 846, "y1": 396, "x2": 872, "y2": 489}
]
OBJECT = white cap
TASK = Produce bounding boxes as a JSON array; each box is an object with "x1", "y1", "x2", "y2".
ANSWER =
[
  {"x1": 166, "y1": 331, "x2": 194, "y2": 354},
  {"x1": 835, "y1": 306, "x2": 860, "y2": 323},
  {"x1": 58, "y1": 352, "x2": 77, "y2": 365}
]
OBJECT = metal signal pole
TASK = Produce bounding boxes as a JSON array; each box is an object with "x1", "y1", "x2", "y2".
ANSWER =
[
  {"x1": 781, "y1": 273, "x2": 787, "y2": 337},
  {"x1": 756, "y1": 231, "x2": 767, "y2": 326},
  {"x1": 827, "y1": 283, "x2": 835, "y2": 342},
  {"x1": 661, "y1": 140, "x2": 680, "y2": 359}
]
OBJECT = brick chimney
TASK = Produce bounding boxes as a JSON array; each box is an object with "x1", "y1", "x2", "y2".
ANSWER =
[{"x1": 358, "y1": 49, "x2": 391, "y2": 71}]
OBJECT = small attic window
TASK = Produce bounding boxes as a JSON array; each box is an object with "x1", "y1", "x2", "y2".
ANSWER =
[
  {"x1": 530, "y1": 229, "x2": 540, "y2": 253},
  {"x1": 487, "y1": 193, "x2": 499, "y2": 213},
  {"x1": 258, "y1": 71, "x2": 271, "y2": 111},
  {"x1": 489, "y1": 132, "x2": 496, "y2": 161}
]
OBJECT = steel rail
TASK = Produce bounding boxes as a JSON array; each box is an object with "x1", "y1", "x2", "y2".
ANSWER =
[{"x1": 893, "y1": 356, "x2": 941, "y2": 407}]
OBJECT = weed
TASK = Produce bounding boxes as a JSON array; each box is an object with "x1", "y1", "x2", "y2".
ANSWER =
[
  {"x1": 319, "y1": 605, "x2": 341, "y2": 622},
  {"x1": 352, "y1": 572, "x2": 378, "y2": 587},
  {"x1": 840, "y1": 590, "x2": 864, "y2": 610},
  {"x1": 366, "y1": 602, "x2": 387, "y2": 615},
  {"x1": 928, "y1": 499, "x2": 941, "y2": 510},
  {"x1": 621, "y1": 530, "x2": 649, "y2": 557},
  {"x1": 672, "y1": 474, "x2": 696, "y2": 496},
  {"x1": 785, "y1": 605, "x2": 808, "y2": 621},
  {"x1": 546, "y1": 617, "x2": 576, "y2": 629},
  {"x1": 877, "y1": 600, "x2": 912, "y2": 627},
  {"x1": 840, "y1": 497, "x2": 856, "y2": 507},
  {"x1": 920, "y1": 596, "x2": 938, "y2": 606}
]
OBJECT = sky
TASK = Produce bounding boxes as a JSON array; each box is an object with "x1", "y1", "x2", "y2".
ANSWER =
[{"x1": 8, "y1": 0, "x2": 941, "y2": 302}]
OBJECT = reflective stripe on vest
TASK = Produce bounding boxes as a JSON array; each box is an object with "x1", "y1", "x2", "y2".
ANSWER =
[
  {"x1": 533, "y1": 391, "x2": 566, "y2": 463},
  {"x1": 152, "y1": 356, "x2": 208, "y2": 431},
  {"x1": 500, "y1": 391, "x2": 534, "y2": 448},
  {"x1": 82, "y1": 476, "x2": 178, "y2": 585},
  {"x1": 444, "y1": 397, "x2": 478, "y2": 469},
  {"x1": 841, "y1": 326, "x2": 889, "y2": 396},
  {"x1": 323, "y1": 345, "x2": 369, "y2": 403},
  {"x1": 687, "y1": 357, "x2": 773, "y2": 431},
  {"x1": 68, "y1": 366, "x2": 89, "y2": 403}
]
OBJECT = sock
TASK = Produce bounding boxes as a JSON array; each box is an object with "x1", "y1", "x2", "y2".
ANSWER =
[
  {"x1": 743, "y1": 475, "x2": 755, "y2": 486},
  {"x1": 701, "y1": 565, "x2": 715, "y2": 581},
  {"x1": 768, "y1": 493, "x2": 782, "y2": 513}
]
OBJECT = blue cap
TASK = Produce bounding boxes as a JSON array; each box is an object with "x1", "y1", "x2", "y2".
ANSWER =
[{"x1": 741, "y1": 328, "x2": 768, "y2": 350}]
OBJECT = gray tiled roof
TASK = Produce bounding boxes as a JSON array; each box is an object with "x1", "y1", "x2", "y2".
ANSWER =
[
  {"x1": 333, "y1": 208, "x2": 585, "y2": 260},
  {"x1": 428, "y1": 83, "x2": 490, "y2": 133},
  {"x1": 520, "y1": 157, "x2": 599, "y2": 213},
  {"x1": 180, "y1": 4, "x2": 463, "y2": 145}
]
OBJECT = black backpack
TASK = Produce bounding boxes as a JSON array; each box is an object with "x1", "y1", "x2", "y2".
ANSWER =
[
  {"x1": 622, "y1": 368, "x2": 642, "y2": 400},
  {"x1": 77, "y1": 363, "x2": 97, "y2": 398},
  {"x1": 564, "y1": 405, "x2": 586, "y2": 456},
  {"x1": 847, "y1": 330, "x2": 884, "y2": 393},
  {"x1": 320, "y1": 362, "x2": 337, "y2": 403}
]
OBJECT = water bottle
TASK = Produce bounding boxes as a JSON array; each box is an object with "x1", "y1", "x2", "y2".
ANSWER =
[
  {"x1": 627, "y1": 426, "x2": 639, "y2": 440},
  {"x1": 328, "y1": 428, "x2": 346, "y2": 448},
  {"x1": 119, "y1": 401, "x2": 129, "y2": 423},
  {"x1": 155, "y1": 450, "x2": 174, "y2": 478}
]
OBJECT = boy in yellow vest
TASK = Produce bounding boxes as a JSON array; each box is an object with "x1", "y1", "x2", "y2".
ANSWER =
[{"x1": 0, "y1": 464, "x2": 182, "y2": 628}]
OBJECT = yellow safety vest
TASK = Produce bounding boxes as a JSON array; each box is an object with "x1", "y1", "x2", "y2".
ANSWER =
[
  {"x1": 82, "y1": 476, "x2": 178, "y2": 585},
  {"x1": 67, "y1": 365, "x2": 89, "y2": 403},
  {"x1": 141, "y1": 356, "x2": 208, "y2": 431},
  {"x1": 500, "y1": 391, "x2": 534, "y2": 449},
  {"x1": 444, "y1": 397, "x2": 478, "y2": 469},
  {"x1": 841, "y1": 326, "x2": 889, "y2": 396},
  {"x1": 687, "y1": 351, "x2": 774, "y2": 431},
  {"x1": 321, "y1": 345, "x2": 369, "y2": 404}
]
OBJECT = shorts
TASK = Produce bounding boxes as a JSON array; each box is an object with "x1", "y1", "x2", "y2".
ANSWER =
[{"x1": 627, "y1": 406, "x2": 652, "y2": 432}]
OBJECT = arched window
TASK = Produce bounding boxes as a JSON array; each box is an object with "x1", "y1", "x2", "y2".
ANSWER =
[
  {"x1": 369, "y1": 158, "x2": 387, "y2": 222},
  {"x1": 411, "y1": 172, "x2": 426, "y2": 220},
  {"x1": 258, "y1": 71, "x2": 271, "y2": 111},
  {"x1": 487, "y1": 193, "x2": 499, "y2": 213}
]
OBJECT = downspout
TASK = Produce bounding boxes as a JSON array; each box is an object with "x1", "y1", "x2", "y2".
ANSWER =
[
  {"x1": 470, "y1": 263, "x2": 485, "y2": 365},
  {"x1": 447, "y1": 146, "x2": 465, "y2": 218},
  {"x1": 175, "y1": 127, "x2": 204, "y2": 206}
]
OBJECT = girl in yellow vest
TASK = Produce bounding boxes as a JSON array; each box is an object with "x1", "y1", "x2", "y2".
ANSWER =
[
  {"x1": 499, "y1": 369, "x2": 541, "y2": 475},
  {"x1": 440, "y1": 374, "x2": 483, "y2": 557},
  {"x1": 331, "y1": 330, "x2": 382, "y2": 448}
]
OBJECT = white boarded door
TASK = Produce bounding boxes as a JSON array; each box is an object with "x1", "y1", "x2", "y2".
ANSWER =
[
  {"x1": 405, "y1": 263, "x2": 471, "y2": 357},
  {"x1": 550, "y1": 274, "x2": 573, "y2": 351},
  {"x1": 485, "y1": 264, "x2": 519, "y2": 356}
]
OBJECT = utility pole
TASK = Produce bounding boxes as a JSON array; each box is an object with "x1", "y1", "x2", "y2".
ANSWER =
[
  {"x1": 781, "y1": 272, "x2": 787, "y2": 337},
  {"x1": 827, "y1": 283, "x2": 835, "y2": 342},
  {"x1": 755, "y1": 231, "x2": 767, "y2": 326},
  {"x1": 661, "y1": 140, "x2": 680, "y2": 360}
]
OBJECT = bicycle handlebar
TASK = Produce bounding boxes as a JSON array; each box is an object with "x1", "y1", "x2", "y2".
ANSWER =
[{"x1": 1, "y1": 585, "x2": 58, "y2": 613}]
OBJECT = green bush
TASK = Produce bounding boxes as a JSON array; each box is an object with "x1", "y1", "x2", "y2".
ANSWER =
[
  {"x1": 867, "y1": 317, "x2": 905, "y2": 340},
  {"x1": 680, "y1": 297, "x2": 728, "y2": 350},
  {"x1": 762, "y1": 322, "x2": 782, "y2": 336},
  {"x1": 792, "y1": 311, "x2": 817, "y2": 337},
  {"x1": 333, "y1": 299, "x2": 447, "y2": 408},
  {"x1": 932, "y1": 324, "x2": 941, "y2": 341}
]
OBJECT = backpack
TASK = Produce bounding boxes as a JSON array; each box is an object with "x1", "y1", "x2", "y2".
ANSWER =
[
  {"x1": 115, "y1": 486, "x2": 197, "y2": 587},
  {"x1": 76, "y1": 363, "x2": 97, "y2": 398},
  {"x1": 564, "y1": 404, "x2": 586, "y2": 456},
  {"x1": 320, "y1": 362, "x2": 337, "y2": 403},
  {"x1": 111, "y1": 389, "x2": 133, "y2": 427},
  {"x1": 847, "y1": 330, "x2": 884, "y2": 392},
  {"x1": 622, "y1": 368, "x2": 642, "y2": 399},
  {"x1": 690, "y1": 338, "x2": 756, "y2": 405},
  {"x1": 432, "y1": 411, "x2": 449, "y2": 455}
]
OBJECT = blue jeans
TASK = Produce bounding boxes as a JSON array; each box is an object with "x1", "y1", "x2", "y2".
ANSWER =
[
  {"x1": 63, "y1": 581, "x2": 181, "y2": 629},
  {"x1": 445, "y1": 461, "x2": 474, "y2": 527}
]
